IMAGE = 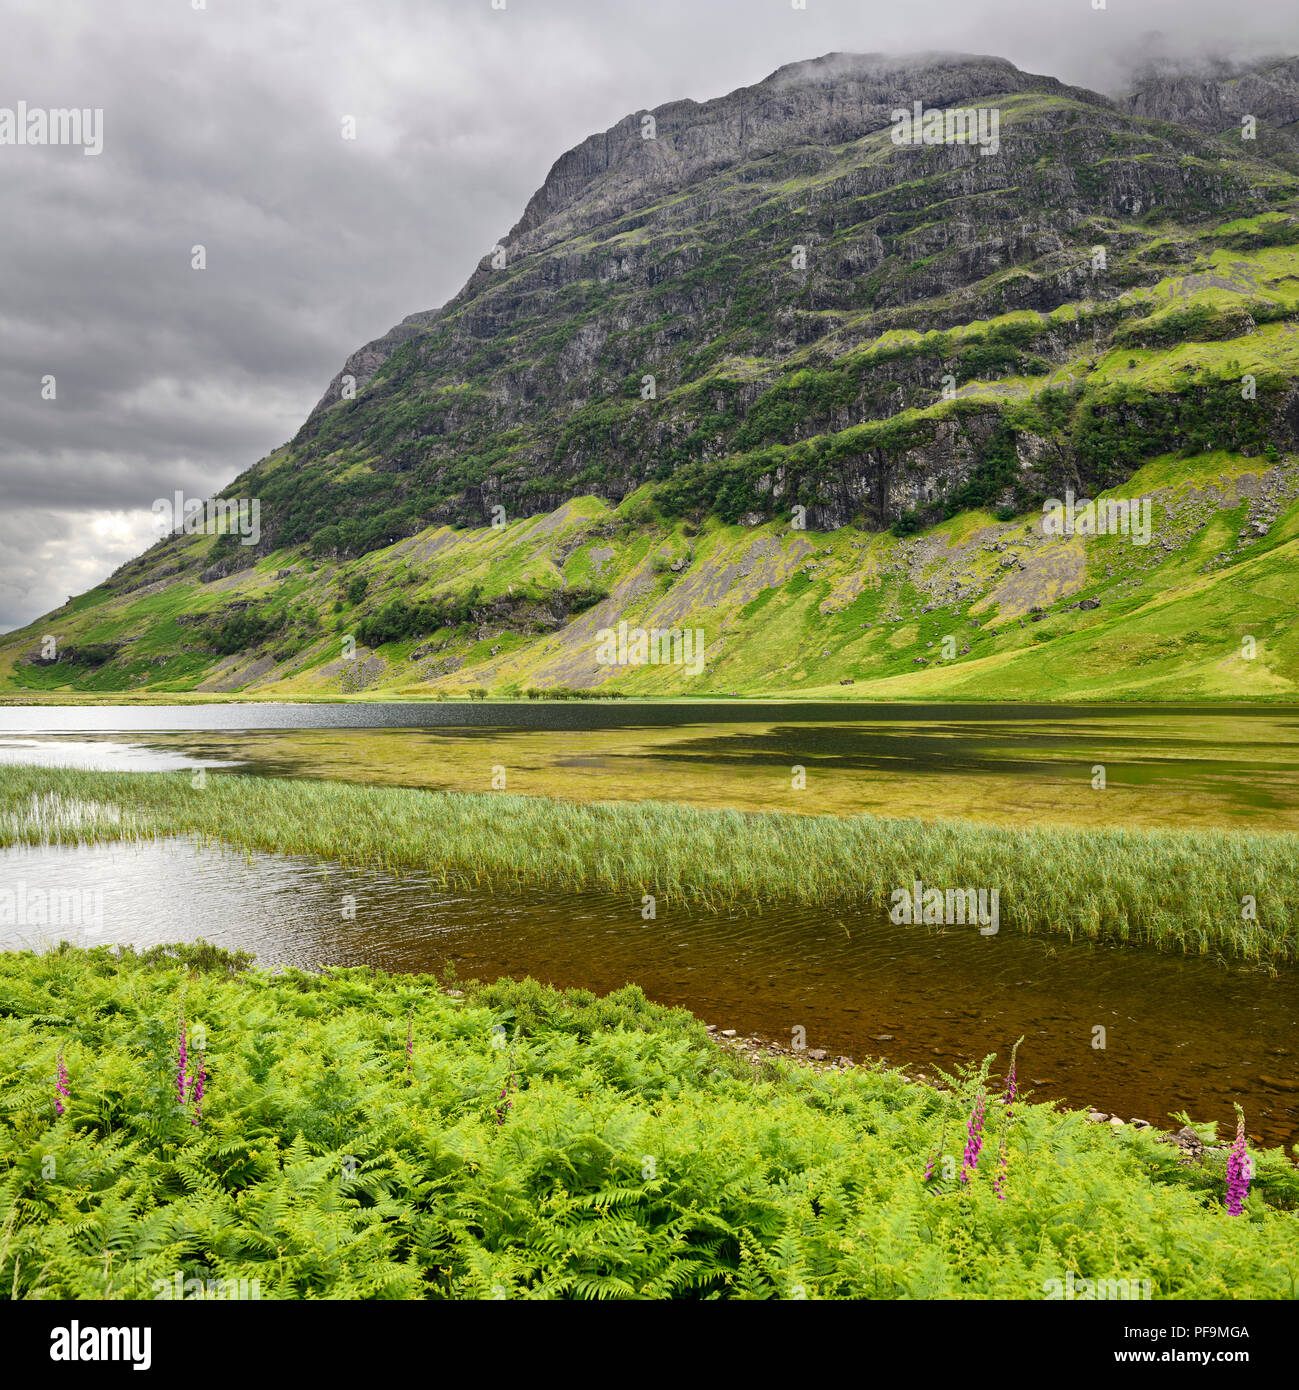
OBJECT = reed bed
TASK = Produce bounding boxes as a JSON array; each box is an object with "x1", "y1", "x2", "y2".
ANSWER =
[{"x1": 1, "y1": 765, "x2": 1297, "y2": 964}]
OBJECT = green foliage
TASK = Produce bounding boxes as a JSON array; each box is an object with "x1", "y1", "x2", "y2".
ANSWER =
[
  {"x1": 1072, "y1": 375, "x2": 1285, "y2": 482},
  {"x1": 521, "y1": 686, "x2": 628, "y2": 701},
  {"x1": 207, "y1": 607, "x2": 284, "y2": 656},
  {"x1": 206, "y1": 600, "x2": 321, "y2": 657},
  {"x1": 954, "y1": 342, "x2": 1049, "y2": 384},
  {"x1": 1, "y1": 947, "x2": 1294, "y2": 1300},
  {"x1": 2, "y1": 767, "x2": 1298, "y2": 965},
  {"x1": 60, "y1": 644, "x2": 116, "y2": 668},
  {"x1": 355, "y1": 588, "x2": 485, "y2": 648},
  {"x1": 1114, "y1": 302, "x2": 1293, "y2": 350},
  {"x1": 942, "y1": 423, "x2": 1021, "y2": 514}
]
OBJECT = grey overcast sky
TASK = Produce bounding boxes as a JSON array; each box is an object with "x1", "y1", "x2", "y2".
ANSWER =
[{"x1": 1, "y1": 0, "x2": 1295, "y2": 632}]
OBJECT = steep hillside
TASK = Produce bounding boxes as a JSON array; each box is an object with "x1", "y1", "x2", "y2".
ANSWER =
[
  {"x1": 1124, "y1": 55, "x2": 1299, "y2": 172},
  {"x1": 5, "y1": 51, "x2": 1299, "y2": 700}
]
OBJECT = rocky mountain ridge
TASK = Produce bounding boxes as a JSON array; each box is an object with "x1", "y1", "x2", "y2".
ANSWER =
[{"x1": 5, "y1": 49, "x2": 1299, "y2": 699}]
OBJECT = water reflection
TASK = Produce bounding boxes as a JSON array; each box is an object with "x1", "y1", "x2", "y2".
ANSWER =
[
  {"x1": 4, "y1": 839, "x2": 1295, "y2": 1147},
  {"x1": 2, "y1": 711, "x2": 1298, "y2": 830},
  {"x1": 0, "y1": 738, "x2": 237, "y2": 774}
]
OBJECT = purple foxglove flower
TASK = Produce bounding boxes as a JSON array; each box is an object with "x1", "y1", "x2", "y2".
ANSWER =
[
  {"x1": 177, "y1": 1010, "x2": 187, "y2": 1106},
  {"x1": 1226, "y1": 1108, "x2": 1250, "y2": 1216},
  {"x1": 55, "y1": 1049, "x2": 69, "y2": 1117},
  {"x1": 960, "y1": 1089, "x2": 986, "y2": 1184}
]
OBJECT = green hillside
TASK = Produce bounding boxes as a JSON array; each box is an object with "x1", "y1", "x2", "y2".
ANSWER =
[{"x1": 5, "y1": 54, "x2": 1299, "y2": 700}]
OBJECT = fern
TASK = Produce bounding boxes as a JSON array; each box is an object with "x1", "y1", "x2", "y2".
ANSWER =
[{"x1": 0, "y1": 945, "x2": 1294, "y2": 1300}]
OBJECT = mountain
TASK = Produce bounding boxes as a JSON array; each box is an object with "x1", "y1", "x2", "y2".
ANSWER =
[
  {"x1": 5, "y1": 50, "x2": 1299, "y2": 700},
  {"x1": 1123, "y1": 56, "x2": 1299, "y2": 172}
]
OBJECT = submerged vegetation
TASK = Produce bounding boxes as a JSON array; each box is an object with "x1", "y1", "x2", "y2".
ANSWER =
[
  {"x1": 1, "y1": 767, "x2": 1297, "y2": 964},
  {"x1": 0, "y1": 943, "x2": 1294, "y2": 1299}
]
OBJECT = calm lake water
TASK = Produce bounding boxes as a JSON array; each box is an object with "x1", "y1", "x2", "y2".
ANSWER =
[
  {"x1": 2, "y1": 838, "x2": 1295, "y2": 1147},
  {"x1": 3, "y1": 702, "x2": 1299, "y2": 828},
  {"x1": 2, "y1": 702, "x2": 1297, "y2": 1144}
]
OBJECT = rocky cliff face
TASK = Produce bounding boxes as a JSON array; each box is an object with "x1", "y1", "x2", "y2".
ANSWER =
[
  {"x1": 256, "y1": 49, "x2": 1296, "y2": 563},
  {"x1": 310, "y1": 54, "x2": 1103, "y2": 412},
  {"x1": 502, "y1": 53, "x2": 1110, "y2": 258},
  {"x1": 8, "y1": 54, "x2": 1299, "y2": 698},
  {"x1": 313, "y1": 53, "x2": 1104, "y2": 410},
  {"x1": 1123, "y1": 56, "x2": 1299, "y2": 171}
]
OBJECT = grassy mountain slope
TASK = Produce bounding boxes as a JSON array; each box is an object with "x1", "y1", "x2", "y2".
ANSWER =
[
  {"x1": 6, "y1": 445, "x2": 1299, "y2": 701},
  {"x1": 5, "y1": 53, "x2": 1299, "y2": 700}
]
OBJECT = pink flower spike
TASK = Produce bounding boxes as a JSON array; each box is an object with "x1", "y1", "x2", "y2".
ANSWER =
[
  {"x1": 1226, "y1": 1108, "x2": 1250, "y2": 1216},
  {"x1": 177, "y1": 1008, "x2": 188, "y2": 1106},
  {"x1": 959, "y1": 1089, "x2": 986, "y2": 1185},
  {"x1": 54, "y1": 1048, "x2": 69, "y2": 1117}
]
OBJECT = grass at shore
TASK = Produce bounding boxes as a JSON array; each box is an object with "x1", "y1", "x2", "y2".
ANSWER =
[
  {"x1": 1, "y1": 943, "x2": 1295, "y2": 1300},
  {"x1": 2, "y1": 766, "x2": 1298, "y2": 964}
]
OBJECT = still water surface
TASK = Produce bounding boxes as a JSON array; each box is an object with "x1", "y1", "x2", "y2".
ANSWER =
[
  {"x1": 3, "y1": 702, "x2": 1299, "y2": 829},
  {"x1": 3, "y1": 839, "x2": 1295, "y2": 1147},
  {"x1": 3, "y1": 703, "x2": 1297, "y2": 1145}
]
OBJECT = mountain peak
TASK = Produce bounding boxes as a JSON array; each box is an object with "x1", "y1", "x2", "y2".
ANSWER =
[
  {"x1": 507, "y1": 52, "x2": 1105, "y2": 252},
  {"x1": 8, "y1": 47, "x2": 1299, "y2": 700},
  {"x1": 759, "y1": 50, "x2": 1017, "y2": 90},
  {"x1": 1122, "y1": 55, "x2": 1299, "y2": 171}
]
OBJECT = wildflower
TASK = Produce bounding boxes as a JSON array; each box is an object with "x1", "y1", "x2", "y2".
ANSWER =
[
  {"x1": 960, "y1": 1088, "x2": 986, "y2": 1185},
  {"x1": 55, "y1": 1047, "x2": 69, "y2": 1117},
  {"x1": 406, "y1": 1006, "x2": 415, "y2": 1072},
  {"x1": 189, "y1": 1052, "x2": 206, "y2": 1125},
  {"x1": 177, "y1": 1007, "x2": 188, "y2": 1106},
  {"x1": 1001, "y1": 1037, "x2": 1021, "y2": 1109},
  {"x1": 1226, "y1": 1106, "x2": 1250, "y2": 1216},
  {"x1": 993, "y1": 1037, "x2": 1023, "y2": 1201}
]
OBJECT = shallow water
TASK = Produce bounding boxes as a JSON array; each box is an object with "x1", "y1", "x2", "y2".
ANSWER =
[
  {"x1": 3, "y1": 703, "x2": 1299, "y2": 830},
  {"x1": 4, "y1": 839, "x2": 1296, "y2": 1147}
]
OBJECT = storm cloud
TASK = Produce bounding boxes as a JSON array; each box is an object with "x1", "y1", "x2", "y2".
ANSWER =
[{"x1": 1, "y1": 0, "x2": 1294, "y2": 630}]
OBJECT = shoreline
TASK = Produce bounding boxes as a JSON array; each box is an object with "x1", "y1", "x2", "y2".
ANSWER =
[
  {"x1": 4, "y1": 692, "x2": 1299, "y2": 709},
  {"x1": 699, "y1": 1020, "x2": 1226, "y2": 1146},
  {"x1": 2, "y1": 942, "x2": 1293, "y2": 1300},
  {"x1": 2, "y1": 764, "x2": 1296, "y2": 964}
]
